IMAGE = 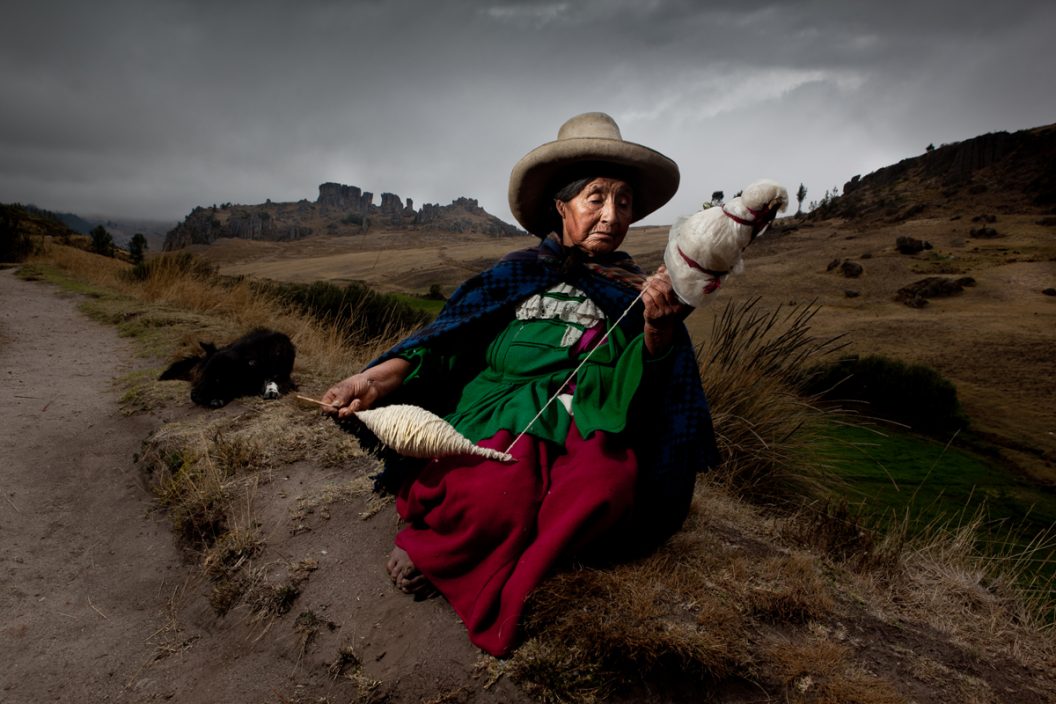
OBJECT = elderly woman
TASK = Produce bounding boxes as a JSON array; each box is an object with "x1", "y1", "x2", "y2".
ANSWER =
[{"x1": 322, "y1": 112, "x2": 717, "y2": 657}]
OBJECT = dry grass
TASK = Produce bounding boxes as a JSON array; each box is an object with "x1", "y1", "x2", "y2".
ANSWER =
[
  {"x1": 761, "y1": 636, "x2": 905, "y2": 704},
  {"x1": 135, "y1": 396, "x2": 374, "y2": 619},
  {"x1": 513, "y1": 479, "x2": 853, "y2": 700},
  {"x1": 513, "y1": 477, "x2": 1056, "y2": 702},
  {"x1": 865, "y1": 510, "x2": 1056, "y2": 640},
  {"x1": 327, "y1": 642, "x2": 385, "y2": 701},
  {"x1": 25, "y1": 242, "x2": 384, "y2": 382}
]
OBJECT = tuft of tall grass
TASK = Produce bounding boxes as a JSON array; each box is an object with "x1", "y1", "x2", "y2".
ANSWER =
[
  {"x1": 697, "y1": 298, "x2": 847, "y2": 498},
  {"x1": 877, "y1": 507, "x2": 1056, "y2": 631},
  {"x1": 146, "y1": 442, "x2": 231, "y2": 548}
]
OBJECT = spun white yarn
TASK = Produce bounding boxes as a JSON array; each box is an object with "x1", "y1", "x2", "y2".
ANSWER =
[{"x1": 665, "y1": 179, "x2": 788, "y2": 307}]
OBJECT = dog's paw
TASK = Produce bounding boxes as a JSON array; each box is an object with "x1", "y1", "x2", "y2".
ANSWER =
[{"x1": 262, "y1": 381, "x2": 280, "y2": 399}]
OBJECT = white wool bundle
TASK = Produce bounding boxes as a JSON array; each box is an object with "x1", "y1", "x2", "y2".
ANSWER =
[
  {"x1": 664, "y1": 179, "x2": 788, "y2": 307},
  {"x1": 355, "y1": 404, "x2": 515, "y2": 463}
]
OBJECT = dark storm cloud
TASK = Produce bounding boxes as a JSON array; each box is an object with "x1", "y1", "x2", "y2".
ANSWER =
[{"x1": 1, "y1": 0, "x2": 1053, "y2": 223}]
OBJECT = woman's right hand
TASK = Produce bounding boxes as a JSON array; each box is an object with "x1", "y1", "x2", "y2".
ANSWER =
[
  {"x1": 319, "y1": 357, "x2": 413, "y2": 419},
  {"x1": 320, "y1": 373, "x2": 381, "y2": 419}
]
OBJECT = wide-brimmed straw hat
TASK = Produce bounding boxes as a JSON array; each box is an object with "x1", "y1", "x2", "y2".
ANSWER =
[{"x1": 508, "y1": 112, "x2": 680, "y2": 236}]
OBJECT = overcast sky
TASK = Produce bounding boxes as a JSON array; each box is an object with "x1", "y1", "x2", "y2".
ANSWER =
[{"x1": 2, "y1": 0, "x2": 1054, "y2": 227}]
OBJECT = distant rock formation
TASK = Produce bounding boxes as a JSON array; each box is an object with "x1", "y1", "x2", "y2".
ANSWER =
[
  {"x1": 163, "y1": 205, "x2": 314, "y2": 250},
  {"x1": 317, "y1": 183, "x2": 374, "y2": 213},
  {"x1": 163, "y1": 183, "x2": 522, "y2": 250},
  {"x1": 416, "y1": 197, "x2": 521, "y2": 236}
]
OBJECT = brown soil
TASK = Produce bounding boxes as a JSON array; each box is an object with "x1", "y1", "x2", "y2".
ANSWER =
[
  {"x1": 1, "y1": 268, "x2": 180, "y2": 701},
  {"x1": 0, "y1": 268, "x2": 530, "y2": 703}
]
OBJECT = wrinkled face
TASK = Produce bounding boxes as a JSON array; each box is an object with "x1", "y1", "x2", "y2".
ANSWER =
[{"x1": 555, "y1": 177, "x2": 633, "y2": 256}]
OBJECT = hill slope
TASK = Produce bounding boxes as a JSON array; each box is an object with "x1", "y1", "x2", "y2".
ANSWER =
[
  {"x1": 12, "y1": 246, "x2": 1055, "y2": 704},
  {"x1": 813, "y1": 123, "x2": 1056, "y2": 221}
]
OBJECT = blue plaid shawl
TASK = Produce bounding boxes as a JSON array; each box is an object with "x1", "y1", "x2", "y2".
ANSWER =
[{"x1": 366, "y1": 236, "x2": 719, "y2": 550}]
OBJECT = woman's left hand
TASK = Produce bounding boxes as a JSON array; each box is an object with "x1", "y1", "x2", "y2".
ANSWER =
[{"x1": 641, "y1": 266, "x2": 692, "y2": 356}]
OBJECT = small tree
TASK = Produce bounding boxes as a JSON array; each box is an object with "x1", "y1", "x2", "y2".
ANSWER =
[
  {"x1": 703, "y1": 191, "x2": 724, "y2": 209},
  {"x1": 1, "y1": 206, "x2": 34, "y2": 262},
  {"x1": 796, "y1": 183, "x2": 807, "y2": 216},
  {"x1": 89, "y1": 225, "x2": 114, "y2": 257},
  {"x1": 128, "y1": 233, "x2": 148, "y2": 265}
]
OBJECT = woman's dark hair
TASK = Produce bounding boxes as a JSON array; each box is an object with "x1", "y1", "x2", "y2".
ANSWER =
[{"x1": 554, "y1": 177, "x2": 595, "y2": 204}]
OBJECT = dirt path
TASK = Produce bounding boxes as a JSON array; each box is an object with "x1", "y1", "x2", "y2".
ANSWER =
[{"x1": 0, "y1": 268, "x2": 180, "y2": 702}]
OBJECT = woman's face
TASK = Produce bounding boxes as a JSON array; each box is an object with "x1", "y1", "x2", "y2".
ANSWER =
[{"x1": 556, "y1": 177, "x2": 633, "y2": 256}]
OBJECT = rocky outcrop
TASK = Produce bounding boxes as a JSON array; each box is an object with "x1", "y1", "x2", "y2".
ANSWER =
[
  {"x1": 896, "y1": 236, "x2": 932, "y2": 254},
  {"x1": 163, "y1": 183, "x2": 523, "y2": 250},
  {"x1": 896, "y1": 276, "x2": 976, "y2": 308},
  {"x1": 812, "y1": 123, "x2": 1056, "y2": 222},
  {"x1": 317, "y1": 183, "x2": 373, "y2": 214},
  {"x1": 416, "y1": 197, "x2": 521, "y2": 236}
]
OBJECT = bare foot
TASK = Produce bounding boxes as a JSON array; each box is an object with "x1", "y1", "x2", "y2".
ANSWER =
[{"x1": 385, "y1": 546, "x2": 434, "y2": 596}]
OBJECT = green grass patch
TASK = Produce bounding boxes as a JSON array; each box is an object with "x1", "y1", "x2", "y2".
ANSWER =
[
  {"x1": 386, "y1": 291, "x2": 444, "y2": 316},
  {"x1": 819, "y1": 422, "x2": 1056, "y2": 586},
  {"x1": 17, "y1": 261, "x2": 112, "y2": 297},
  {"x1": 15, "y1": 261, "x2": 179, "y2": 355},
  {"x1": 820, "y1": 423, "x2": 1056, "y2": 524}
]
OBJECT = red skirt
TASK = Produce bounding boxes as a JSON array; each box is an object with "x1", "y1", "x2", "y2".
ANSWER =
[{"x1": 395, "y1": 422, "x2": 637, "y2": 657}]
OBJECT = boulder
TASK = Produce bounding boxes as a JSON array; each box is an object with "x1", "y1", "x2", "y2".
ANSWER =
[
  {"x1": 840, "y1": 261, "x2": 864, "y2": 278},
  {"x1": 896, "y1": 277, "x2": 967, "y2": 307},
  {"x1": 896, "y1": 236, "x2": 932, "y2": 254}
]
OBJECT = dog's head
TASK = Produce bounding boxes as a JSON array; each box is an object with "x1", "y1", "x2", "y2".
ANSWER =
[{"x1": 158, "y1": 341, "x2": 241, "y2": 408}]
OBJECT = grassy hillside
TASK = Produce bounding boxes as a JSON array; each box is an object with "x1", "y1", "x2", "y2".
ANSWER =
[{"x1": 16, "y1": 240, "x2": 1055, "y2": 703}]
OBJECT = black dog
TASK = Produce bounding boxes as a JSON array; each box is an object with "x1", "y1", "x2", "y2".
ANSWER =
[{"x1": 159, "y1": 328, "x2": 296, "y2": 408}]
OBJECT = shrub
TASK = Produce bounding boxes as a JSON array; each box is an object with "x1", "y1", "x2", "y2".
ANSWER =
[
  {"x1": 1, "y1": 206, "x2": 35, "y2": 262},
  {"x1": 89, "y1": 225, "x2": 114, "y2": 257},
  {"x1": 802, "y1": 354, "x2": 968, "y2": 436},
  {"x1": 124, "y1": 251, "x2": 217, "y2": 282},
  {"x1": 128, "y1": 233, "x2": 148, "y2": 265},
  {"x1": 254, "y1": 279, "x2": 432, "y2": 346}
]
